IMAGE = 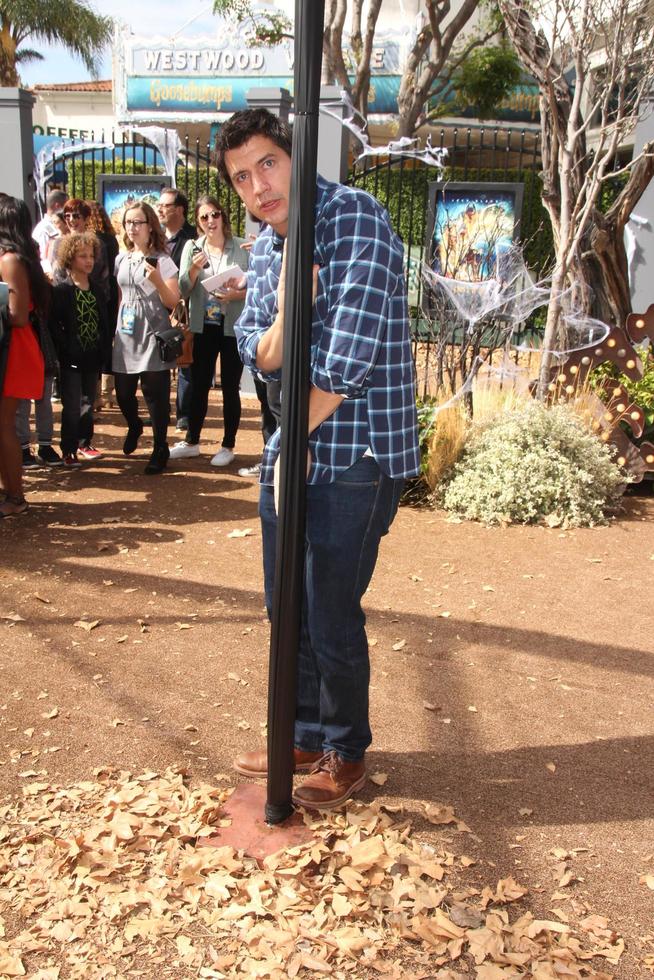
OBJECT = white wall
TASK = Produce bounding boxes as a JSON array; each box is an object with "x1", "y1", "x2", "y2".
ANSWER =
[{"x1": 32, "y1": 91, "x2": 116, "y2": 140}]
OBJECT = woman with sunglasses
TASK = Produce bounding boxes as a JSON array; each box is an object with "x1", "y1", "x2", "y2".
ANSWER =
[
  {"x1": 170, "y1": 196, "x2": 248, "y2": 466},
  {"x1": 53, "y1": 200, "x2": 110, "y2": 300},
  {"x1": 112, "y1": 201, "x2": 180, "y2": 474},
  {"x1": 0, "y1": 194, "x2": 50, "y2": 517}
]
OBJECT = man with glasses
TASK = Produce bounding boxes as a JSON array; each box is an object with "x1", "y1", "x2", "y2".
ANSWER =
[
  {"x1": 157, "y1": 189, "x2": 196, "y2": 268},
  {"x1": 157, "y1": 188, "x2": 196, "y2": 432}
]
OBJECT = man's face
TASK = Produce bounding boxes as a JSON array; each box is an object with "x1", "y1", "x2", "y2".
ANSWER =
[
  {"x1": 157, "y1": 193, "x2": 182, "y2": 230},
  {"x1": 225, "y1": 134, "x2": 292, "y2": 237}
]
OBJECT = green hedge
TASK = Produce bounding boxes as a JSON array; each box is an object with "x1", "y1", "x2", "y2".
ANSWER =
[{"x1": 64, "y1": 157, "x2": 246, "y2": 236}]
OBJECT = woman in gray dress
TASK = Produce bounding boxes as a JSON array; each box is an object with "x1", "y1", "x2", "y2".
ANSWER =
[{"x1": 113, "y1": 202, "x2": 180, "y2": 474}]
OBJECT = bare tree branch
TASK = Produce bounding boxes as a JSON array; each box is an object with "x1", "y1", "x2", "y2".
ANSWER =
[{"x1": 497, "y1": 0, "x2": 654, "y2": 395}]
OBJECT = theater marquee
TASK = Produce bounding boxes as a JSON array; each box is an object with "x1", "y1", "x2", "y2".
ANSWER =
[{"x1": 114, "y1": 20, "x2": 403, "y2": 124}]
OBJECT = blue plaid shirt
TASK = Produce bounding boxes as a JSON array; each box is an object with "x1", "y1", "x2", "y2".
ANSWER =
[{"x1": 235, "y1": 175, "x2": 420, "y2": 486}]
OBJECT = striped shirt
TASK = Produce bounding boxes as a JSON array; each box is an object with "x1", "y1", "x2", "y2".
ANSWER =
[{"x1": 235, "y1": 175, "x2": 420, "y2": 485}]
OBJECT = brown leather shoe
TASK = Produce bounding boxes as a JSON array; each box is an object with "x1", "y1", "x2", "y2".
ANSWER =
[
  {"x1": 292, "y1": 751, "x2": 367, "y2": 810},
  {"x1": 233, "y1": 747, "x2": 323, "y2": 778}
]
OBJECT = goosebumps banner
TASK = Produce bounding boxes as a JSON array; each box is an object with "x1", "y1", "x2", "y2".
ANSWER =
[{"x1": 115, "y1": 20, "x2": 539, "y2": 125}]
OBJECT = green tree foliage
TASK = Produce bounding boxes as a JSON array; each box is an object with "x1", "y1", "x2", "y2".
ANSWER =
[
  {"x1": 212, "y1": 0, "x2": 291, "y2": 46},
  {"x1": 450, "y1": 45, "x2": 522, "y2": 121},
  {"x1": 0, "y1": 0, "x2": 113, "y2": 86}
]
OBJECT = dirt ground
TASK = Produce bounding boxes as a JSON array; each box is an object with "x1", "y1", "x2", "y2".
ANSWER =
[{"x1": 1, "y1": 390, "x2": 653, "y2": 978}]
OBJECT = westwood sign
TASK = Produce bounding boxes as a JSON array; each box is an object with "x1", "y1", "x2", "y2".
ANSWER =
[{"x1": 114, "y1": 21, "x2": 402, "y2": 124}]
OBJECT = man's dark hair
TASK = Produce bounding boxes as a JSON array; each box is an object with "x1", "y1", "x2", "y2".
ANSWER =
[
  {"x1": 215, "y1": 108, "x2": 292, "y2": 186},
  {"x1": 162, "y1": 187, "x2": 189, "y2": 218}
]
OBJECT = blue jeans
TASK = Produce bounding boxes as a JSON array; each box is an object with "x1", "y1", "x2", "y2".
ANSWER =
[
  {"x1": 176, "y1": 365, "x2": 193, "y2": 424},
  {"x1": 259, "y1": 455, "x2": 404, "y2": 761},
  {"x1": 15, "y1": 375, "x2": 54, "y2": 447}
]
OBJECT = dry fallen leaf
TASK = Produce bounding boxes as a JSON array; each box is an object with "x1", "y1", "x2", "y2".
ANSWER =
[
  {"x1": 546, "y1": 762, "x2": 556, "y2": 773},
  {"x1": 41, "y1": 707, "x2": 59, "y2": 719},
  {"x1": 369, "y1": 772, "x2": 388, "y2": 786},
  {"x1": 391, "y1": 639, "x2": 406, "y2": 651},
  {"x1": 110, "y1": 718, "x2": 126, "y2": 727},
  {"x1": 227, "y1": 528, "x2": 253, "y2": 538},
  {"x1": 0, "y1": 764, "x2": 624, "y2": 978},
  {"x1": 73, "y1": 619, "x2": 100, "y2": 632}
]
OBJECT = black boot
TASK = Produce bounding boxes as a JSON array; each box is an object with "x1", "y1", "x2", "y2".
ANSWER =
[
  {"x1": 144, "y1": 443, "x2": 169, "y2": 475},
  {"x1": 123, "y1": 419, "x2": 144, "y2": 456}
]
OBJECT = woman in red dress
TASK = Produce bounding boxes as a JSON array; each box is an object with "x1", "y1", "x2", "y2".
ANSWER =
[{"x1": 0, "y1": 195, "x2": 50, "y2": 517}]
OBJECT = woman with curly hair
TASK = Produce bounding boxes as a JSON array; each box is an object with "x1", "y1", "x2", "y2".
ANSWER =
[
  {"x1": 53, "y1": 199, "x2": 110, "y2": 303},
  {"x1": 49, "y1": 232, "x2": 111, "y2": 467},
  {"x1": 113, "y1": 201, "x2": 180, "y2": 474},
  {"x1": 0, "y1": 194, "x2": 50, "y2": 517}
]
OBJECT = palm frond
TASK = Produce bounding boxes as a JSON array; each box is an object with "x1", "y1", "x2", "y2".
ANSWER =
[
  {"x1": 2, "y1": 0, "x2": 113, "y2": 77},
  {"x1": 14, "y1": 46, "x2": 43, "y2": 64}
]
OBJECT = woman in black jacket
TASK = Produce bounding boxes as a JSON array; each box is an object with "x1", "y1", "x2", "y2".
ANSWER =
[{"x1": 49, "y1": 232, "x2": 111, "y2": 467}]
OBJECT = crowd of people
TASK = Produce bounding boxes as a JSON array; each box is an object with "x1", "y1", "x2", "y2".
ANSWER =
[{"x1": 0, "y1": 183, "x2": 273, "y2": 516}]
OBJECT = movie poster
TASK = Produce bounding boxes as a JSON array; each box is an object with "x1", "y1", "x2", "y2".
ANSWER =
[{"x1": 427, "y1": 183, "x2": 524, "y2": 282}]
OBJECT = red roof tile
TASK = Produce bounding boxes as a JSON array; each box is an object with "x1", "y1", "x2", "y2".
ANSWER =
[{"x1": 33, "y1": 80, "x2": 112, "y2": 93}]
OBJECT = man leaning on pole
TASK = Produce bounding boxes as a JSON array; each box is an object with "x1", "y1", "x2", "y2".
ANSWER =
[{"x1": 215, "y1": 108, "x2": 420, "y2": 809}]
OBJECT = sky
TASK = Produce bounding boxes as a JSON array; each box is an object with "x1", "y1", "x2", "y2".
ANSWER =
[{"x1": 21, "y1": 1, "x2": 232, "y2": 86}]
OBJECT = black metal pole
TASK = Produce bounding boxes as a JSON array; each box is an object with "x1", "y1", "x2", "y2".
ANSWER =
[{"x1": 265, "y1": 0, "x2": 326, "y2": 824}]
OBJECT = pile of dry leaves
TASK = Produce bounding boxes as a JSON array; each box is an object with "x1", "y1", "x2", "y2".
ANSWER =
[{"x1": 0, "y1": 768, "x2": 624, "y2": 978}]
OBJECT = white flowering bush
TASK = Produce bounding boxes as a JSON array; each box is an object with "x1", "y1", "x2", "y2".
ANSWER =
[{"x1": 438, "y1": 401, "x2": 626, "y2": 526}]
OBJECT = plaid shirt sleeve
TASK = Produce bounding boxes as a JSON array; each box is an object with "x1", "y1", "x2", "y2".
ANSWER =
[
  {"x1": 235, "y1": 230, "x2": 282, "y2": 380},
  {"x1": 311, "y1": 197, "x2": 401, "y2": 398}
]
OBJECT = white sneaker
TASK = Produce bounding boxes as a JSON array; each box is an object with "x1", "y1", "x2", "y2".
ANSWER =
[
  {"x1": 169, "y1": 441, "x2": 201, "y2": 459},
  {"x1": 237, "y1": 462, "x2": 261, "y2": 478},
  {"x1": 210, "y1": 447, "x2": 235, "y2": 467}
]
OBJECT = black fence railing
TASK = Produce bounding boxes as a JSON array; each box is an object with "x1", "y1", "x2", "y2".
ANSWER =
[
  {"x1": 38, "y1": 124, "x2": 549, "y2": 395},
  {"x1": 36, "y1": 131, "x2": 248, "y2": 236}
]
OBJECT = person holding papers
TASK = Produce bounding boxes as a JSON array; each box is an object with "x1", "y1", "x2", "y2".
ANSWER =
[
  {"x1": 112, "y1": 202, "x2": 180, "y2": 475},
  {"x1": 171, "y1": 196, "x2": 248, "y2": 466}
]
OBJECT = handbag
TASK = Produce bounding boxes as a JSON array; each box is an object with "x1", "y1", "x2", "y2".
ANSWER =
[
  {"x1": 169, "y1": 299, "x2": 194, "y2": 367},
  {"x1": 154, "y1": 325, "x2": 185, "y2": 363}
]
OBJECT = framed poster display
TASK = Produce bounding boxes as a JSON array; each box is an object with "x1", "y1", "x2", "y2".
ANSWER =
[
  {"x1": 96, "y1": 174, "x2": 172, "y2": 235},
  {"x1": 425, "y1": 182, "x2": 524, "y2": 283}
]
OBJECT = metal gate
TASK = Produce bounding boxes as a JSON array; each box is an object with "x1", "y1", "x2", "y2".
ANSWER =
[{"x1": 36, "y1": 130, "x2": 247, "y2": 235}]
